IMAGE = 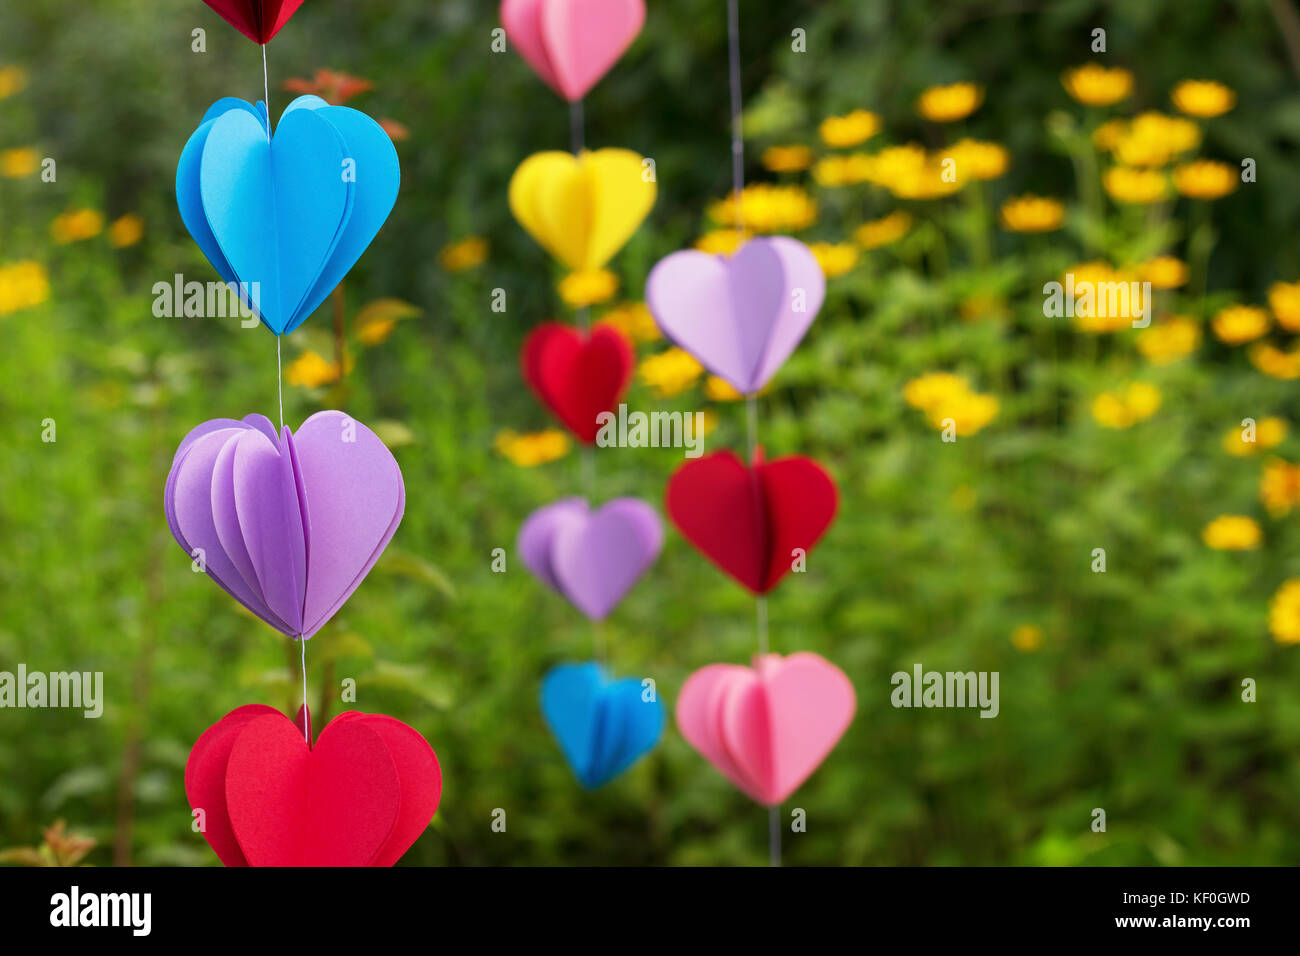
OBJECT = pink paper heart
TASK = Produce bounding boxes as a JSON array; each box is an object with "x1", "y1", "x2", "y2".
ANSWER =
[
  {"x1": 676, "y1": 653, "x2": 855, "y2": 805},
  {"x1": 501, "y1": 0, "x2": 646, "y2": 102}
]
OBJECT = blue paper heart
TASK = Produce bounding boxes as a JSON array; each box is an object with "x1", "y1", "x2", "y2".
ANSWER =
[
  {"x1": 176, "y1": 95, "x2": 399, "y2": 335},
  {"x1": 540, "y1": 661, "x2": 664, "y2": 789}
]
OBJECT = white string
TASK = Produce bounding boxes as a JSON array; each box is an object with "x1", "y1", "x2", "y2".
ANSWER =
[
  {"x1": 261, "y1": 44, "x2": 270, "y2": 134},
  {"x1": 300, "y1": 637, "x2": 310, "y2": 745},
  {"x1": 276, "y1": 336, "x2": 285, "y2": 430}
]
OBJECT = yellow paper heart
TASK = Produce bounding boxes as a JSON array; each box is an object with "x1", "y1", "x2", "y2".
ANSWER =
[{"x1": 509, "y1": 148, "x2": 656, "y2": 271}]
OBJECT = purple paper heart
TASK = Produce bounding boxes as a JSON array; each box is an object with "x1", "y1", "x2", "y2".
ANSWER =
[
  {"x1": 517, "y1": 497, "x2": 662, "y2": 620},
  {"x1": 645, "y1": 236, "x2": 825, "y2": 395},
  {"x1": 164, "y1": 410, "x2": 404, "y2": 639}
]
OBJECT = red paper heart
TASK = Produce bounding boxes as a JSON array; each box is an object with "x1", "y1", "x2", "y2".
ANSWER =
[
  {"x1": 521, "y1": 321, "x2": 634, "y2": 443},
  {"x1": 201, "y1": 0, "x2": 305, "y2": 44},
  {"x1": 185, "y1": 706, "x2": 441, "y2": 867},
  {"x1": 665, "y1": 449, "x2": 837, "y2": 594}
]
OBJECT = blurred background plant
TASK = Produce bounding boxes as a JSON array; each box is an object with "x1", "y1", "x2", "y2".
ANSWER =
[{"x1": 2, "y1": 0, "x2": 1300, "y2": 866}]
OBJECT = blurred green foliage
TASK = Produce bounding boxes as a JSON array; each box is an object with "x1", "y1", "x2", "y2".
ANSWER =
[{"x1": 2, "y1": 0, "x2": 1300, "y2": 866}]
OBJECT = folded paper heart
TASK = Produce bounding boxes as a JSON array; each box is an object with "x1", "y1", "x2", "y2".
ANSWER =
[
  {"x1": 541, "y1": 661, "x2": 664, "y2": 788},
  {"x1": 186, "y1": 704, "x2": 441, "y2": 866},
  {"x1": 500, "y1": 0, "x2": 645, "y2": 102},
  {"x1": 665, "y1": 448, "x2": 837, "y2": 595},
  {"x1": 677, "y1": 653, "x2": 855, "y2": 806},
  {"x1": 522, "y1": 321, "x2": 634, "y2": 442},
  {"x1": 201, "y1": 0, "x2": 304, "y2": 44},
  {"x1": 164, "y1": 410, "x2": 404, "y2": 639},
  {"x1": 509, "y1": 148, "x2": 655, "y2": 272},
  {"x1": 646, "y1": 236, "x2": 825, "y2": 395},
  {"x1": 518, "y1": 497, "x2": 662, "y2": 620},
  {"x1": 176, "y1": 95, "x2": 399, "y2": 335}
]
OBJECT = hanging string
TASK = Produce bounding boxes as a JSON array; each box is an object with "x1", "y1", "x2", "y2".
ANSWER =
[
  {"x1": 276, "y1": 336, "x2": 284, "y2": 431},
  {"x1": 571, "y1": 95, "x2": 599, "y2": 660},
  {"x1": 299, "y1": 636, "x2": 310, "y2": 745},
  {"x1": 262, "y1": 39, "x2": 307, "y2": 746},
  {"x1": 261, "y1": 44, "x2": 270, "y2": 128},
  {"x1": 727, "y1": 0, "x2": 781, "y2": 869}
]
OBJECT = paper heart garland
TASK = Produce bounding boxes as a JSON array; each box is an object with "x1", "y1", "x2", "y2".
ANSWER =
[
  {"x1": 646, "y1": 236, "x2": 826, "y2": 395},
  {"x1": 665, "y1": 449, "x2": 837, "y2": 595},
  {"x1": 541, "y1": 661, "x2": 664, "y2": 787},
  {"x1": 201, "y1": 0, "x2": 304, "y2": 44},
  {"x1": 509, "y1": 149, "x2": 655, "y2": 272},
  {"x1": 500, "y1": 0, "x2": 646, "y2": 102},
  {"x1": 164, "y1": 410, "x2": 404, "y2": 639},
  {"x1": 176, "y1": 95, "x2": 399, "y2": 335},
  {"x1": 518, "y1": 497, "x2": 662, "y2": 620},
  {"x1": 677, "y1": 653, "x2": 855, "y2": 806},
  {"x1": 186, "y1": 704, "x2": 441, "y2": 866},
  {"x1": 522, "y1": 321, "x2": 634, "y2": 442}
]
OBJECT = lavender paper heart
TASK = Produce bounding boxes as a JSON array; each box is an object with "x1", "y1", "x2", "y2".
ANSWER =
[
  {"x1": 517, "y1": 497, "x2": 662, "y2": 620},
  {"x1": 645, "y1": 236, "x2": 825, "y2": 395},
  {"x1": 164, "y1": 410, "x2": 404, "y2": 639}
]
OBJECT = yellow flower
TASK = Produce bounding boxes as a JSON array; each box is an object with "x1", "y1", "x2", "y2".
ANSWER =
[
  {"x1": 1173, "y1": 160, "x2": 1237, "y2": 200},
  {"x1": 694, "y1": 229, "x2": 750, "y2": 255},
  {"x1": 285, "y1": 350, "x2": 346, "y2": 387},
  {"x1": 888, "y1": 156, "x2": 963, "y2": 200},
  {"x1": 903, "y1": 373, "x2": 997, "y2": 435},
  {"x1": 917, "y1": 83, "x2": 983, "y2": 122},
  {"x1": 819, "y1": 110, "x2": 881, "y2": 148},
  {"x1": 945, "y1": 139, "x2": 1009, "y2": 182},
  {"x1": 357, "y1": 317, "x2": 397, "y2": 345},
  {"x1": 1267, "y1": 281, "x2": 1300, "y2": 331},
  {"x1": 1202, "y1": 515, "x2": 1262, "y2": 550},
  {"x1": 558, "y1": 268, "x2": 618, "y2": 307},
  {"x1": 0, "y1": 65, "x2": 27, "y2": 99},
  {"x1": 50, "y1": 208, "x2": 104, "y2": 244},
  {"x1": 638, "y1": 347, "x2": 703, "y2": 398},
  {"x1": 0, "y1": 260, "x2": 50, "y2": 316},
  {"x1": 597, "y1": 302, "x2": 660, "y2": 343},
  {"x1": 1103, "y1": 166, "x2": 1168, "y2": 204},
  {"x1": 1223, "y1": 417, "x2": 1287, "y2": 456},
  {"x1": 854, "y1": 211, "x2": 912, "y2": 249},
  {"x1": 1137, "y1": 316, "x2": 1200, "y2": 365},
  {"x1": 1091, "y1": 382, "x2": 1162, "y2": 428},
  {"x1": 762, "y1": 145, "x2": 814, "y2": 173},
  {"x1": 1109, "y1": 112, "x2": 1201, "y2": 166},
  {"x1": 999, "y1": 195, "x2": 1065, "y2": 233},
  {"x1": 1261, "y1": 458, "x2": 1300, "y2": 516},
  {"x1": 1249, "y1": 342, "x2": 1300, "y2": 380},
  {"x1": 1171, "y1": 80, "x2": 1235, "y2": 118},
  {"x1": 1212, "y1": 304, "x2": 1270, "y2": 345},
  {"x1": 108, "y1": 214, "x2": 144, "y2": 249},
  {"x1": 903, "y1": 372, "x2": 971, "y2": 411},
  {"x1": 1065, "y1": 261, "x2": 1142, "y2": 333},
  {"x1": 708, "y1": 184, "x2": 818, "y2": 233},
  {"x1": 1062, "y1": 64, "x2": 1134, "y2": 106},
  {"x1": 1269, "y1": 579, "x2": 1300, "y2": 644},
  {"x1": 0, "y1": 147, "x2": 39, "y2": 178},
  {"x1": 927, "y1": 393, "x2": 998, "y2": 435},
  {"x1": 1010, "y1": 624, "x2": 1044, "y2": 652},
  {"x1": 809, "y1": 241, "x2": 859, "y2": 278},
  {"x1": 1138, "y1": 256, "x2": 1188, "y2": 289},
  {"x1": 1092, "y1": 119, "x2": 1126, "y2": 151},
  {"x1": 704, "y1": 376, "x2": 746, "y2": 402},
  {"x1": 438, "y1": 236, "x2": 488, "y2": 272},
  {"x1": 812, "y1": 153, "x2": 874, "y2": 187},
  {"x1": 494, "y1": 429, "x2": 570, "y2": 467}
]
